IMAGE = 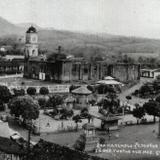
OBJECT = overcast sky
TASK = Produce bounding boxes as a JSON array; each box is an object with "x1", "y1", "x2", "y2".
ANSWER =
[{"x1": 1, "y1": 0, "x2": 160, "y2": 38}]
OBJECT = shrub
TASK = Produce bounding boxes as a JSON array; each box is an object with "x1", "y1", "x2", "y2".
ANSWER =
[
  {"x1": 81, "y1": 107, "x2": 88, "y2": 114},
  {"x1": 80, "y1": 108, "x2": 89, "y2": 118},
  {"x1": 27, "y1": 87, "x2": 36, "y2": 95},
  {"x1": 99, "y1": 137, "x2": 105, "y2": 145},
  {"x1": 21, "y1": 82, "x2": 25, "y2": 85},
  {"x1": 45, "y1": 95, "x2": 63, "y2": 109},
  {"x1": 13, "y1": 88, "x2": 25, "y2": 97},
  {"x1": 155, "y1": 96, "x2": 160, "y2": 103},
  {"x1": 88, "y1": 99, "x2": 96, "y2": 106},
  {"x1": 73, "y1": 134, "x2": 86, "y2": 151},
  {"x1": 39, "y1": 87, "x2": 49, "y2": 95},
  {"x1": 38, "y1": 98, "x2": 47, "y2": 109},
  {"x1": 0, "y1": 100, "x2": 5, "y2": 111},
  {"x1": 133, "y1": 89, "x2": 139, "y2": 96},
  {"x1": 126, "y1": 95, "x2": 132, "y2": 100},
  {"x1": 60, "y1": 109, "x2": 74, "y2": 119},
  {"x1": 0, "y1": 85, "x2": 12, "y2": 103},
  {"x1": 50, "y1": 109, "x2": 59, "y2": 117}
]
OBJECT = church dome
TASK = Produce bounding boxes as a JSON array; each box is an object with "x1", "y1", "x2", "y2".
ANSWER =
[{"x1": 26, "y1": 26, "x2": 37, "y2": 33}]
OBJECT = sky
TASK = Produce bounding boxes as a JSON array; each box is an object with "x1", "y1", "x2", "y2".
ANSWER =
[{"x1": 1, "y1": 0, "x2": 160, "y2": 38}]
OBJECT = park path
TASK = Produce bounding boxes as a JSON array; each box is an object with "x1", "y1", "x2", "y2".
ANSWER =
[
  {"x1": 0, "y1": 73, "x2": 23, "y2": 79},
  {"x1": 118, "y1": 78, "x2": 154, "y2": 106}
]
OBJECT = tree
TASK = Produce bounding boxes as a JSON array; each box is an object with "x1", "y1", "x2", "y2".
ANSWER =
[
  {"x1": 126, "y1": 95, "x2": 132, "y2": 103},
  {"x1": 38, "y1": 98, "x2": 47, "y2": 109},
  {"x1": 13, "y1": 88, "x2": 25, "y2": 97},
  {"x1": 9, "y1": 96, "x2": 39, "y2": 121},
  {"x1": 88, "y1": 99, "x2": 96, "y2": 106},
  {"x1": 97, "y1": 96, "x2": 120, "y2": 114},
  {"x1": 39, "y1": 87, "x2": 49, "y2": 95},
  {"x1": 27, "y1": 87, "x2": 36, "y2": 96},
  {"x1": 146, "y1": 99, "x2": 160, "y2": 137},
  {"x1": 80, "y1": 107, "x2": 88, "y2": 114},
  {"x1": 0, "y1": 85, "x2": 11, "y2": 103},
  {"x1": 155, "y1": 96, "x2": 160, "y2": 104},
  {"x1": 73, "y1": 134, "x2": 86, "y2": 151},
  {"x1": 60, "y1": 108, "x2": 74, "y2": 119},
  {"x1": 45, "y1": 95, "x2": 63, "y2": 109},
  {"x1": 80, "y1": 108, "x2": 92, "y2": 122},
  {"x1": 0, "y1": 99, "x2": 5, "y2": 111},
  {"x1": 9, "y1": 95, "x2": 40, "y2": 158},
  {"x1": 96, "y1": 84, "x2": 109, "y2": 94},
  {"x1": 143, "y1": 100, "x2": 159, "y2": 123},
  {"x1": 72, "y1": 115, "x2": 82, "y2": 131},
  {"x1": 139, "y1": 85, "x2": 153, "y2": 97},
  {"x1": 50, "y1": 109, "x2": 59, "y2": 117},
  {"x1": 99, "y1": 137, "x2": 105, "y2": 145},
  {"x1": 132, "y1": 106, "x2": 145, "y2": 124}
]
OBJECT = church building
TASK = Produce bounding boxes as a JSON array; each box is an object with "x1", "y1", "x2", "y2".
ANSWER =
[{"x1": 23, "y1": 26, "x2": 140, "y2": 83}]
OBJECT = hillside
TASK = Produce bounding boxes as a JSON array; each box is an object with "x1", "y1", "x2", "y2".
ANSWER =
[
  {"x1": 0, "y1": 17, "x2": 160, "y2": 61},
  {"x1": 0, "y1": 17, "x2": 24, "y2": 36}
]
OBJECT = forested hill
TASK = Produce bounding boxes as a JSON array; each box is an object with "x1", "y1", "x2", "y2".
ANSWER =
[{"x1": 0, "y1": 16, "x2": 160, "y2": 61}]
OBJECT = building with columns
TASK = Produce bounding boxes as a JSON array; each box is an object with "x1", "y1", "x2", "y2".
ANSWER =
[{"x1": 24, "y1": 26, "x2": 140, "y2": 83}]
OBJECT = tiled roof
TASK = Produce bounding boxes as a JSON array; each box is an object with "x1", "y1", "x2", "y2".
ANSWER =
[{"x1": 71, "y1": 86, "x2": 92, "y2": 95}]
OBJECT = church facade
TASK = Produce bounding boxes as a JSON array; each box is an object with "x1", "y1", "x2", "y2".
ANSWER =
[{"x1": 24, "y1": 26, "x2": 140, "y2": 83}]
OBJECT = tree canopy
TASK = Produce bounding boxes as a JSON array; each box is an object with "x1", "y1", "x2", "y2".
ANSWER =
[
  {"x1": 9, "y1": 96, "x2": 39, "y2": 120},
  {"x1": 0, "y1": 85, "x2": 11, "y2": 103},
  {"x1": 13, "y1": 88, "x2": 25, "y2": 97},
  {"x1": 39, "y1": 87, "x2": 49, "y2": 95},
  {"x1": 46, "y1": 95, "x2": 63, "y2": 109},
  {"x1": 143, "y1": 100, "x2": 160, "y2": 122},
  {"x1": 132, "y1": 107, "x2": 145, "y2": 124},
  {"x1": 27, "y1": 87, "x2": 37, "y2": 96},
  {"x1": 143, "y1": 100, "x2": 160, "y2": 117}
]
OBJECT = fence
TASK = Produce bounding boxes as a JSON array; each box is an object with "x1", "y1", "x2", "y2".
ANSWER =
[{"x1": 0, "y1": 84, "x2": 71, "y2": 94}]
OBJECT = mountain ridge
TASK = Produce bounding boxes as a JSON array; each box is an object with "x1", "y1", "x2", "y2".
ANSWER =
[{"x1": 0, "y1": 16, "x2": 160, "y2": 60}]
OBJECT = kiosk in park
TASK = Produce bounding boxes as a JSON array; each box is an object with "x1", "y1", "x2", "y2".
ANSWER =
[{"x1": 71, "y1": 86, "x2": 92, "y2": 109}]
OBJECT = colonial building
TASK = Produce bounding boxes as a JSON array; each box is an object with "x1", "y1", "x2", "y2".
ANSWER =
[
  {"x1": 0, "y1": 58, "x2": 24, "y2": 75},
  {"x1": 24, "y1": 26, "x2": 140, "y2": 83}
]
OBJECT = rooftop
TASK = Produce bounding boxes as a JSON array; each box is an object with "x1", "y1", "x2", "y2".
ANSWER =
[
  {"x1": 71, "y1": 86, "x2": 92, "y2": 95},
  {"x1": 4, "y1": 55, "x2": 24, "y2": 61},
  {"x1": 141, "y1": 68, "x2": 160, "y2": 72}
]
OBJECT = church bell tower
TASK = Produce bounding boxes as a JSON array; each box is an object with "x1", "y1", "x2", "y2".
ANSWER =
[{"x1": 25, "y1": 26, "x2": 38, "y2": 58}]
